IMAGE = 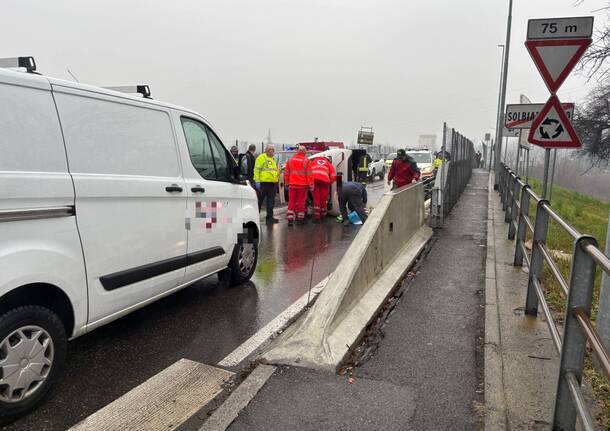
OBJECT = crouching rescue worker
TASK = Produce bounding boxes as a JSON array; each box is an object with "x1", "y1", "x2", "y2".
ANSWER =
[
  {"x1": 388, "y1": 149, "x2": 420, "y2": 189},
  {"x1": 338, "y1": 181, "x2": 368, "y2": 226},
  {"x1": 285, "y1": 146, "x2": 310, "y2": 226},
  {"x1": 309, "y1": 156, "x2": 336, "y2": 223}
]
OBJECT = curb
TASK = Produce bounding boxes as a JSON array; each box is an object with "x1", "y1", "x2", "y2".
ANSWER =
[
  {"x1": 199, "y1": 364, "x2": 276, "y2": 431},
  {"x1": 484, "y1": 172, "x2": 508, "y2": 430}
]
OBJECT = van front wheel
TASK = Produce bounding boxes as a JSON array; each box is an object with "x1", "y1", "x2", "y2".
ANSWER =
[
  {"x1": 0, "y1": 306, "x2": 67, "y2": 424},
  {"x1": 220, "y1": 240, "x2": 258, "y2": 286}
]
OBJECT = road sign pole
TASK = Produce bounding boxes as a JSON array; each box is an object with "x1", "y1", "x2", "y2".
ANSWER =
[
  {"x1": 525, "y1": 146, "x2": 530, "y2": 185},
  {"x1": 548, "y1": 148, "x2": 557, "y2": 202},
  {"x1": 541, "y1": 148, "x2": 551, "y2": 199},
  {"x1": 515, "y1": 138, "x2": 521, "y2": 176},
  {"x1": 494, "y1": 0, "x2": 513, "y2": 188}
]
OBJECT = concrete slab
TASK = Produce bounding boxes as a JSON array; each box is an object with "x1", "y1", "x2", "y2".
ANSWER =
[
  {"x1": 229, "y1": 366, "x2": 417, "y2": 431},
  {"x1": 69, "y1": 359, "x2": 233, "y2": 431},
  {"x1": 485, "y1": 175, "x2": 558, "y2": 430}
]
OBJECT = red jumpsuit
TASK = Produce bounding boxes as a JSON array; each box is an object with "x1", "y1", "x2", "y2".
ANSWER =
[
  {"x1": 284, "y1": 152, "x2": 310, "y2": 222},
  {"x1": 308, "y1": 157, "x2": 337, "y2": 220}
]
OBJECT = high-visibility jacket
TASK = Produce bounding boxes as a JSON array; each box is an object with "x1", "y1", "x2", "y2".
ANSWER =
[
  {"x1": 308, "y1": 157, "x2": 336, "y2": 185},
  {"x1": 433, "y1": 158, "x2": 443, "y2": 169},
  {"x1": 254, "y1": 153, "x2": 279, "y2": 183},
  {"x1": 284, "y1": 152, "x2": 310, "y2": 187}
]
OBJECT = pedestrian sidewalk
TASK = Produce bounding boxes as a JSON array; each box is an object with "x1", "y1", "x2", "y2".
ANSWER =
[
  {"x1": 485, "y1": 174, "x2": 557, "y2": 430},
  {"x1": 225, "y1": 170, "x2": 490, "y2": 430}
]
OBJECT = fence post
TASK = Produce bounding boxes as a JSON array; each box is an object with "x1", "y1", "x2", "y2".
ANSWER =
[
  {"x1": 514, "y1": 184, "x2": 531, "y2": 266},
  {"x1": 525, "y1": 200, "x2": 549, "y2": 316},
  {"x1": 508, "y1": 177, "x2": 520, "y2": 239},
  {"x1": 553, "y1": 236, "x2": 598, "y2": 430},
  {"x1": 504, "y1": 174, "x2": 514, "y2": 223},
  {"x1": 596, "y1": 213, "x2": 610, "y2": 371}
]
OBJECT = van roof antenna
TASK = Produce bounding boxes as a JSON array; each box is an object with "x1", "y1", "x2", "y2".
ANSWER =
[
  {"x1": 103, "y1": 85, "x2": 152, "y2": 99},
  {"x1": 0, "y1": 57, "x2": 37, "y2": 73}
]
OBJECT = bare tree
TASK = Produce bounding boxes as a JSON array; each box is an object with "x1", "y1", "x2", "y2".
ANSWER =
[{"x1": 573, "y1": 81, "x2": 610, "y2": 167}]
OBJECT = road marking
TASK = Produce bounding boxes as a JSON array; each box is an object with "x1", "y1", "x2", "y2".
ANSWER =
[
  {"x1": 199, "y1": 364, "x2": 276, "y2": 431},
  {"x1": 217, "y1": 276, "x2": 330, "y2": 367},
  {"x1": 69, "y1": 359, "x2": 233, "y2": 431}
]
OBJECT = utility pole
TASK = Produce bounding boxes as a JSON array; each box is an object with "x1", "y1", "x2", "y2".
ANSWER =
[{"x1": 494, "y1": 0, "x2": 513, "y2": 188}]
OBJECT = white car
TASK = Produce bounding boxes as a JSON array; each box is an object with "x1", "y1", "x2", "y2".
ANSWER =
[
  {"x1": 406, "y1": 149, "x2": 435, "y2": 179},
  {"x1": 0, "y1": 61, "x2": 260, "y2": 421},
  {"x1": 367, "y1": 154, "x2": 386, "y2": 180}
]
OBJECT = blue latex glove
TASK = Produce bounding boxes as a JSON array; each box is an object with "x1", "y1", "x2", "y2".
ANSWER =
[{"x1": 256, "y1": 182, "x2": 261, "y2": 190}]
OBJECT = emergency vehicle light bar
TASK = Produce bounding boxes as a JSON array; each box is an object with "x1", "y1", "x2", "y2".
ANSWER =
[
  {"x1": 103, "y1": 85, "x2": 151, "y2": 99},
  {"x1": 0, "y1": 57, "x2": 37, "y2": 73}
]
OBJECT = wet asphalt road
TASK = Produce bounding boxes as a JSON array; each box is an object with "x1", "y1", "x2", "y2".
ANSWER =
[{"x1": 7, "y1": 182, "x2": 388, "y2": 431}]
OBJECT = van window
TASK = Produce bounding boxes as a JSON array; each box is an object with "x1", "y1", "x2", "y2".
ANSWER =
[
  {"x1": 205, "y1": 127, "x2": 232, "y2": 180},
  {"x1": 0, "y1": 83, "x2": 67, "y2": 173},
  {"x1": 181, "y1": 118, "x2": 216, "y2": 180},
  {"x1": 54, "y1": 93, "x2": 180, "y2": 177}
]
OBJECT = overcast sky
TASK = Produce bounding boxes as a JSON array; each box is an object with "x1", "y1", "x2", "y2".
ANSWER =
[{"x1": 4, "y1": 0, "x2": 610, "y2": 148}]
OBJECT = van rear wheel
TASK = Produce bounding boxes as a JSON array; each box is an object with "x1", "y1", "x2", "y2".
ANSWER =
[
  {"x1": 219, "y1": 239, "x2": 258, "y2": 286},
  {"x1": 0, "y1": 306, "x2": 67, "y2": 424}
]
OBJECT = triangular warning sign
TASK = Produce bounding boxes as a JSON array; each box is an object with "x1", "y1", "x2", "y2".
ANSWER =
[
  {"x1": 528, "y1": 95, "x2": 581, "y2": 149},
  {"x1": 525, "y1": 38, "x2": 591, "y2": 93}
]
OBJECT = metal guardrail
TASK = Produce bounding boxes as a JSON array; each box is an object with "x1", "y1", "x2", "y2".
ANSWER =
[
  {"x1": 498, "y1": 163, "x2": 610, "y2": 431},
  {"x1": 431, "y1": 124, "x2": 475, "y2": 228}
]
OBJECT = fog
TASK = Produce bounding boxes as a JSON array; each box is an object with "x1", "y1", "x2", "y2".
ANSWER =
[{"x1": 4, "y1": 0, "x2": 610, "y2": 148}]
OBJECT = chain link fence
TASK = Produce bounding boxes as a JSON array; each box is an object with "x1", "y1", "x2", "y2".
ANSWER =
[{"x1": 431, "y1": 123, "x2": 476, "y2": 228}]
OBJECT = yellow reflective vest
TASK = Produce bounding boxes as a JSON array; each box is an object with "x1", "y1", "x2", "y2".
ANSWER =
[
  {"x1": 254, "y1": 153, "x2": 280, "y2": 183},
  {"x1": 433, "y1": 158, "x2": 443, "y2": 169}
]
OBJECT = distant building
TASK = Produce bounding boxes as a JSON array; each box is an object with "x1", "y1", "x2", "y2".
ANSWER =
[{"x1": 417, "y1": 134, "x2": 437, "y2": 149}]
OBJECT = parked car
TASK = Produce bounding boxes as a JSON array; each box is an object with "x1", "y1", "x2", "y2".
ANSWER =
[
  {"x1": 0, "y1": 65, "x2": 260, "y2": 422},
  {"x1": 406, "y1": 148, "x2": 435, "y2": 178},
  {"x1": 367, "y1": 153, "x2": 385, "y2": 180}
]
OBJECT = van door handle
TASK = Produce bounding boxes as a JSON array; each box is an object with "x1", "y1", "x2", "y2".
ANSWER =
[
  {"x1": 165, "y1": 185, "x2": 183, "y2": 193},
  {"x1": 191, "y1": 186, "x2": 206, "y2": 193}
]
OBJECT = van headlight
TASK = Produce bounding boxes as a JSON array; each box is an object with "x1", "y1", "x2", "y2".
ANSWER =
[{"x1": 422, "y1": 166, "x2": 433, "y2": 174}]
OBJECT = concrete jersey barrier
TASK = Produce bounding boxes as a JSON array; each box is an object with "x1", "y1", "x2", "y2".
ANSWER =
[{"x1": 262, "y1": 182, "x2": 433, "y2": 371}]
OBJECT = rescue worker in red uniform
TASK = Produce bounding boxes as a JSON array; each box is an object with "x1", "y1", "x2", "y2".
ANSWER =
[
  {"x1": 308, "y1": 156, "x2": 337, "y2": 223},
  {"x1": 388, "y1": 149, "x2": 420, "y2": 189},
  {"x1": 285, "y1": 146, "x2": 310, "y2": 225}
]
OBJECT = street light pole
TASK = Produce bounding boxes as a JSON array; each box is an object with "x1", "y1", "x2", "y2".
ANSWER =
[
  {"x1": 495, "y1": 44, "x2": 506, "y2": 163},
  {"x1": 494, "y1": 0, "x2": 513, "y2": 189}
]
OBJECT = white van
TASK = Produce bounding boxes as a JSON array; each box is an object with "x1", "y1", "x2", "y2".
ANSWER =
[{"x1": 0, "y1": 64, "x2": 260, "y2": 421}]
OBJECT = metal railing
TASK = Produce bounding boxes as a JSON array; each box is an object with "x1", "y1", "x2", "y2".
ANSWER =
[
  {"x1": 498, "y1": 163, "x2": 610, "y2": 431},
  {"x1": 431, "y1": 123, "x2": 476, "y2": 227}
]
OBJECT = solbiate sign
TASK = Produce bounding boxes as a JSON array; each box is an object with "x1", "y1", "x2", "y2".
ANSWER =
[{"x1": 505, "y1": 103, "x2": 574, "y2": 129}]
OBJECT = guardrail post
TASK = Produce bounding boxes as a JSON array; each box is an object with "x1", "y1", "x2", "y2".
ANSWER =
[
  {"x1": 502, "y1": 169, "x2": 511, "y2": 211},
  {"x1": 504, "y1": 174, "x2": 514, "y2": 223},
  {"x1": 508, "y1": 177, "x2": 520, "y2": 239},
  {"x1": 514, "y1": 184, "x2": 531, "y2": 266},
  {"x1": 525, "y1": 200, "x2": 550, "y2": 316},
  {"x1": 553, "y1": 236, "x2": 599, "y2": 430}
]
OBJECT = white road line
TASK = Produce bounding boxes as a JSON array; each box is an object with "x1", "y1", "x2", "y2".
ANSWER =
[
  {"x1": 217, "y1": 276, "x2": 330, "y2": 367},
  {"x1": 199, "y1": 364, "x2": 276, "y2": 431}
]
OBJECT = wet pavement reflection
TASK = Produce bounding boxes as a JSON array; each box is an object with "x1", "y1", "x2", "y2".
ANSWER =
[{"x1": 8, "y1": 182, "x2": 388, "y2": 431}]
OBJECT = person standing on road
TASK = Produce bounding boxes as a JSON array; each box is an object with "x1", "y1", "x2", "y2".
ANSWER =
[
  {"x1": 240, "y1": 144, "x2": 257, "y2": 188},
  {"x1": 284, "y1": 146, "x2": 310, "y2": 226},
  {"x1": 388, "y1": 149, "x2": 420, "y2": 189},
  {"x1": 338, "y1": 181, "x2": 368, "y2": 226},
  {"x1": 230, "y1": 145, "x2": 239, "y2": 160},
  {"x1": 254, "y1": 145, "x2": 280, "y2": 224},
  {"x1": 433, "y1": 152, "x2": 444, "y2": 172},
  {"x1": 309, "y1": 155, "x2": 336, "y2": 223}
]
